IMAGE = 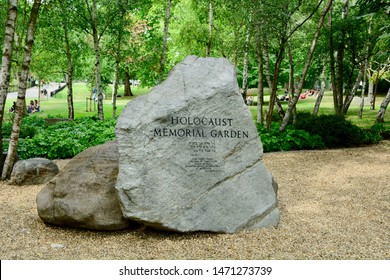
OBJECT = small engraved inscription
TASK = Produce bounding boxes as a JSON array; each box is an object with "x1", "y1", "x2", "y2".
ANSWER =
[{"x1": 186, "y1": 141, "x2": 220, "y2": 172}]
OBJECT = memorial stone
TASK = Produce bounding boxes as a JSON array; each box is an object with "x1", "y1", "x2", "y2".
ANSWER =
[
  {"x1": 36, "y1": 141, "x2": 133, "y2": 231},
  {"x1": 115, "y1": 55, "x2": 280, "y2": 233}
]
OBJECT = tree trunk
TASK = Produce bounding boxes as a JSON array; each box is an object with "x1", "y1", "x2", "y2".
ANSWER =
[
  {"x1": 368, "y1": 79, "x2": 374, "y2": 110},
  {"x1": 123, "y1": 67, "x2": 133, "y2": 96},
  {"x1": 376, "y1": 86, "x2": 390, "y2": 123},
  {"x1": 329, "y1": 4, "x2": 338, "y2": 113},
  {"x1": 0, "y1": 0, "x2": 18, "y2": 166},
  {"x1": 371, "y1": 69, "x2": 381, "y2": 110},
  {"x1": 313, "y1": 64, "x2": 327, "y2": 116},
  {"x1": 206, "y1": 0, "x2": 213, "y2": 57},
  {"x1": 2, "y1": 0, "x2": 42, "y2": 180},
  {"x1": 265, "y1": 44, "x2": 285, "y2": 130},
  {"x1": 159, "y1": 0, "x2": 172, "y2": 82},
  {"x1": 342, "y1": 63, "x2": 364, "y2": 114},
  {"x1": 287, "y1": 46, "x2": 296, "y2": 124},
  {"x1": 91, "y1": 0, "x2": 104, "y2": 120},
  {"x1": 112, "y1": 59, "x2": 119, "y2": 119},
  {"x1": 63, "y1": 23, "x2": 74, "y2": 120},
  {"x1": 241, "y1": 21, "x2": 250, "y2": 103},
  {"x1": 280, "y1": 0, "x2": 332, "y2": 131},
  {"x1": 254, "y1": 16, "x2": 264, "y2": 124},
  {"x1": 263, "y1": 36, "x2": 273, "y2": 93},
  {"x1": 335, "y1": 0, "x2": 350, "y2": 115},
  {"x1": 358, "y1": 61, "x2": 368, "y2": 118},
  {"x1": 112, "y1": 5, "x2": 125, "y2": 119}
]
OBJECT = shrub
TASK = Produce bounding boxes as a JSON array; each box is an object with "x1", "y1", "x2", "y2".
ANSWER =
[
  {"x1": 257, "y1": 122, "x2": 325, "y2": 152},
  {"x1": 17, "y1": 117, "x2": 116, "y2": 159},
  {"x1": 1, "y1": 115, "x2": 47, "y2": 139},
  {"x1": 294, "y1": 113, "x2": 368, "y2": 148},
  {"x1": 364, "y1": 123, "x2": 387, "y2": 143}
]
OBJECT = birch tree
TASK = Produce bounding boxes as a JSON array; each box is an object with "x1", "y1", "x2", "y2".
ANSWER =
[
  {"x1": 313, "y1": 64, "x2": 327, "y2": 116},
  {"x1": 376, "y1": 85, "x2": 390, "y2": 123},
  {"x1": 206, "y1": 0, "x2": 213, "y2": 57},
  {"x1": 0, "y1": 0, "x2": 18, "y2": 169},
  {"x1": 241, "y1": 19, "x2": 250, "y2": 103},
  {"x1": 82, "y1": 0, "x2": 119, "y2": 120},
  {"x1": 2, "y1": 0, "x2": 42, "y2": 179},
  {"x1": 279, "y1": 0, "x2": 332, "y2": 131},
  {"x1": 159, "y1": 0, "x2": 172, "y2": 81}
]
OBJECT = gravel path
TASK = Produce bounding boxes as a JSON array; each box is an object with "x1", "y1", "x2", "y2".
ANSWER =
[{"x1": 1, "y1": 141, "x2": 389, "y2": 260}]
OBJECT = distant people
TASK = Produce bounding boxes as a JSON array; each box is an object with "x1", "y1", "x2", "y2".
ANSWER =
[
  {"x1": 246, "y1": 96, "x2": 254, "y2": 105},
  {"x1": 27, "y1": 100, "x2": 35, "y2": 113},
  {"x1": 300, "y1": 92, "x2": 307, "y2": 99},
  {"x1": 9, "y1": 102, "x2": 16, "y2": 113},
  {"x1": 34, "y1": 99, "x2": 40, "y2": 112},
  {"x1": 280, "y1": 92, "x2": 289, "y2": 101},
  {"x1": 27, "y1": 100, "x2": 39, "y2": 113}
]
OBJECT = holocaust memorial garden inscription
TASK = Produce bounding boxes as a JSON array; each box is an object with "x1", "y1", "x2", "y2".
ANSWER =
[{"x1": 115, "y1": 56, "x2": 280, "y2": 233}]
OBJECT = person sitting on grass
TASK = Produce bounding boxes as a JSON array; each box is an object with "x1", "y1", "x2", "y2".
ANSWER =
[
  {"x1": 27, "y1": 100, "x2": 39, "y2": 113},
  {"x1": 27, "y1": 100, "x2": 34, "y2": 113},
  {"x1": 9, "y1": 101, "x2": 16, "y2": 113},
  {"x1": 34, "y1": 99, "x2": 40, "y2": 112}
]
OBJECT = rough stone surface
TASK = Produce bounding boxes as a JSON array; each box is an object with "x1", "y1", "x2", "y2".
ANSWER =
[
  {"x1": 115, "y1": 55, "x2": 280, "y2": 233},
  {"x1": 10, "y1": 158, "x2": 59, "y2": 185},
  {"x1": 36, "y1": 141, "x2": 133, "y2": 231}
]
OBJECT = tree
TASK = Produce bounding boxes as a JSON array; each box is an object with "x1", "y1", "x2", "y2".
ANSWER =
[
  {"x1": 376, "y1": 85, "x2": 390, "y2": 123},
  {"x1": 2, "y1": 0, "x2": 42, "y2": 179},
  {"x1": 0, "y1": 0, "x2": 18, "y2": 170},
  {"x1": 158, "y1": 0, "x2": 172, "y2": 82},
  {"x1": 206, "y1": 0, "x2": 213, "y2": 57},
  {"x1": 313, "y1": 64, "x2": 327, "y2": 116},
  {"x1": 79, "y1": 0, "x2": 120, "y2": 120}
]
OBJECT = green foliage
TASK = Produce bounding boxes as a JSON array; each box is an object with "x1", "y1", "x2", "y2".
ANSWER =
[
  {"x1": 2, "y1": 116, "x2": 47, "y2": 139},
  {"x1": 257, "y1": 122, "x2": 325, "y2": 152},
  {"x1": 366, "y1": 123, "x2": 390, "y2": 141},
  {"x1": 16, "y1": 117, "x2": 116, "y2": 159},
  {"x1": 294, "y1": 112, "x2": 382, "y2": 148}
]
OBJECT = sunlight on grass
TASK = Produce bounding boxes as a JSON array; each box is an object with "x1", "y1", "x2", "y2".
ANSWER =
[
  {"x1": 4, "y1": 83, "x2": 149, "y2": 121},
  {"x1": 4, "y1": 84, "x2": 389, "y2": 130}
]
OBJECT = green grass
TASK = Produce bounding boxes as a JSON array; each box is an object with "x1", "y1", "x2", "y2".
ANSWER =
[
  {"x1": 4, "y1": 84, "x2": 389, "y2": 131},
  {"x1": 247, "y1": 89, "x2": 389, "y2": 130},
  {"x1": 3, "y1": 83, "x2": 150, "y2": 121}
]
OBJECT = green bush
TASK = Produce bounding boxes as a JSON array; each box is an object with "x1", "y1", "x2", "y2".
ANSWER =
[
  {"x1": 367, "y1": 123, "x2": 390, "y2": 140},
  {"x1": 1, "y1": 115, "x2": 47, "y2": 139},
  {"x1": 294, "y1": 113, "x2": 371, "y2": 148},
  {"x1": 257, "y1": 122, "x2": 325, "y2": 152},
  {"x1": 17, "y1": 117, "x2": 116, "y2": 159}
]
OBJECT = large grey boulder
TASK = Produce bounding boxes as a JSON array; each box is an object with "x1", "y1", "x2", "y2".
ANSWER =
[
  {"x1": 115, "y1": 56, "x2": 280, "y2": 233},
  {"x1": 10, "y1": 158, "x2": 59, "y2": 185},
  {"x1": 36, "y1": 141, "x2": 133, "y2": 231}
]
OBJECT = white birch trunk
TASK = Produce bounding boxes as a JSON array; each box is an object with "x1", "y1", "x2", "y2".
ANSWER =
[
  {"x1": 376, "y1": 87, "x2": 390, "y2": 123},
  {"x1": 241, "y1": 22, "x2": 250, "y2": 103},
  {"x1": 313, "y1": 64, "x2": 327, "y2": 116},
  {"x1": 0, "y1": 0, "x2": 18, "y2": 162},
  {"x1": 206, "y1": 0, "x2": 213, "y2": 57},
  {"x1": 160, "y1": 0, "x2": 172, "y2": 82},
  {"x1": 2, "y1": 0, "x2": 42, "y2": 179}
]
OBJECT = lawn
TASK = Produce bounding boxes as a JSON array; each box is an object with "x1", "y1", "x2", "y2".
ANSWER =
[
  {"x1": 3, "y1": 82, "x2": 150, "y2": 121},
  {"x1": 3, "y1": 84, "x2": 389, "y2": 131},
  {"x1": 246, "y1": 88, "x2": 389, "y2": 130}
]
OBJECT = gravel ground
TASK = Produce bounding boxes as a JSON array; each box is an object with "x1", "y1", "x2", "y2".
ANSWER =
[{"x1": 0, "y1": 141, "x2": 389, "y2": 260}]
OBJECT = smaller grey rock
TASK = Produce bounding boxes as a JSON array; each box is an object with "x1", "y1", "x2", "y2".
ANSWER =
[
  {"x1": 10, "y1": 158, "x2": 59, "y2": 185},
  {"x1": 37, "y1": 141, "x2": 134, "y2": 231}
]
